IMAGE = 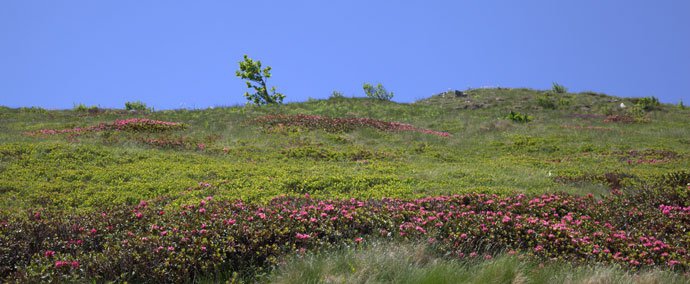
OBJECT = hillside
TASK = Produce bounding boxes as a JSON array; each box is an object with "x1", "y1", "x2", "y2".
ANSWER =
[
  {"x1": 1, "y1": 88, "x2": 688, "y2": 210},
  {"x1": 1, "y1": 88, "x2": 689, "y2": 282}
]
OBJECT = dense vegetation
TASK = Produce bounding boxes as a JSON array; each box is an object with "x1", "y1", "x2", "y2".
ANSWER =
[{"x1": 1, "y1": 88, "x2": 689, "y2": 282}]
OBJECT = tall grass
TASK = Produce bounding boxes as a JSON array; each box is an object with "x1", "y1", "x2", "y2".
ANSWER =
[{"x1": 270, "y1": 241, "x2": 688, "y2": 284}]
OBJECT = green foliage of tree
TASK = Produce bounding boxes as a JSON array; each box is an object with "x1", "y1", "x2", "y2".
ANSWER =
[
  {"x1": 363, "y1": 83, "x2": 394, "y2": 101},
  {"x1": 236, "y1": 55, "x2": 285, "y2": 105}
]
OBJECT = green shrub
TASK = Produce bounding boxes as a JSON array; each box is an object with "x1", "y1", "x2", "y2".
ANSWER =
[
  {"x1": 551, "y1": 82, "x2": 567, "y2": 94},
  {"x1": 18, "y1": 107, "x2": 47, "y2": 114},
  {"x1": 626, "y1": 104, "x2": 649, "y2": 122},
  {"x1": 557, "y1": 97, "x2": 571, "y2": 107},
  {"x1": 73, "y1": 103, "x2": 88, "y2": 112},
  {"x1": 73, "y1": 103, "x2": 99, "y2": 113},
  {"x1": 678, "y1": 100, "x2": 685, "y2": 110},
  {"x1": 4, "y1": 192, "x2": 690, "y2": 282},
  {"x1": 505, "y1": 111, "x2": 532, "y2": 123},
  {"x1": 635, "y1": 96, "x2": 660, "y2": 111},
  {"x1": 363, "y1": 83, "x2": 394, "y2": 101},
  {"x1": 125, "y1": 101, "x2": 150, "y2": 112},
  {"x1": 329, "y1": 91, "x2": 344, "y2": 99},
  {"x1": 536, "y1": 95, "x2": 557, "y2": 109}
]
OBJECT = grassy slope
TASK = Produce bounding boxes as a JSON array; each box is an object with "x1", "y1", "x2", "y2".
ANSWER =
[
  {"x1": 1, "y1": 88, "x2": 689, "y2": 212},
  {"x1": 2, "y1": 88, "x2": 690, "y2": 282}
]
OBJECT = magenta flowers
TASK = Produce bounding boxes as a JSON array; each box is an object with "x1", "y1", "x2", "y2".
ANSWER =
[
  {"x1": 2, "y1": 191, "x2": 688, "y2": 282},
  {"x1": 25, "y1": 118, "x2": 185, "y2": 136}
]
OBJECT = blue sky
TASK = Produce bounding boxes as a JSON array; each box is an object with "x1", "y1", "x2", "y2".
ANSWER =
[{"x1": 1, "y1": 1, "x2": 689, "y2": 109}]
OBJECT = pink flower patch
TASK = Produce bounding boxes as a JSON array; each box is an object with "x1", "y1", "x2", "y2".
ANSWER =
[{"x1": 296, "y1": 233, "x2": 311, "y2": 240}]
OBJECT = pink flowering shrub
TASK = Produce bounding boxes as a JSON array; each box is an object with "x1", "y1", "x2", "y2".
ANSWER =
[
  {"x1": 1, "y1": 189, "x2": 688, "y2": 282},
  {"x1": 25, "y1": 118, "x2": 186, "y2": 136},
  {"x1": 252, "y1": 114, "x2": 451, "y2": 137}
]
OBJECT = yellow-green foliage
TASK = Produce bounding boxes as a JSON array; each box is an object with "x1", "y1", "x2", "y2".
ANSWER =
[{"x1": 0, "y1": 87, "x2": 689, "y2": 213}]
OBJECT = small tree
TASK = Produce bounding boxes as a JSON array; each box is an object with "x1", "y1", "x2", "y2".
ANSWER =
[
  {"x1": 236, "y1": 55, "x2": 284, "y2": 105},
  {"x1": 363, "y1": 83, "x2": 394, "y2": 101}
]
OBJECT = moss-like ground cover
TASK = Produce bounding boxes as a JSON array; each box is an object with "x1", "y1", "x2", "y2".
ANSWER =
[{"x1": 1, "y1": 88, "x2": 689, "y2": 282}]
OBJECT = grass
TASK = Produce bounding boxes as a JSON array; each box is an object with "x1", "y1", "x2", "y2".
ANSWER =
[{"x1": 270, "y1": 241, "x2": 689, "y2": 284}]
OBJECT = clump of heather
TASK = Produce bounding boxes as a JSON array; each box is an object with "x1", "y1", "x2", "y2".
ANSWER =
[
  {"x1": 1, "y1": 190, "x2": 688, "y2": 282},
  {"x1": 25, "y1": 118, "x2": 186, "y2": 136},
  {"x1": 253, "y1": 114, "x2": 451, "y2": 137}
]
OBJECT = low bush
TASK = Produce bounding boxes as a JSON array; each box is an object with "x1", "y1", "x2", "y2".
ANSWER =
[
  {"x1": 536, "y1": 95, "x2": 557, "y2": 109},
  {"x1": 18, "y1": 107, "x2": 47, "y2": 114},
  {"x1": 125, "y1": 101, "x2": 151, "y2": 112},
  {"x1": 329, "y1": 91, "x2": 344, "y2": 99},
  {"x1": 25, "y1": 118, "x2": 186, "y2": 136},
  {"x1": 506, "y1": 111, "x2": 532, "y2": 123},
  {"x1": 2, "y1": 189, "x2": 688, "y2": 282},
  {"x1": 552, "y1": 82, "x2": 567, "y2": 94},
  {"x1": 634, "y1": 96, "x2": 660, "y2": 111},
  {"x1": 252, "y1": 114, "x2": 450, "y2": 137},
  {"x1": 73, "y1": 104, "x2": 100, "y2": 113}
]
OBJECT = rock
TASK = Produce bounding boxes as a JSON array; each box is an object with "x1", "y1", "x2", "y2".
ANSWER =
[
  {"x1": 451, "y1": 90, "x2": 466, "y2": 97},
  {"x1": 442, "y1": 90, "x2": 467, "y2": 98}
]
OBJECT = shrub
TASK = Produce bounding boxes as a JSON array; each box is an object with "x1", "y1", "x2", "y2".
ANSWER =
[
  {"x1": 252, "y1": 114, "x2": 451, "y2": 137},
  {"x1": 557, "y1": 97, "x2": 571, "y2": 107},
  {"x1": 536, "y1": 95, "x2": 557, "y2": 109},
  {"x1": 18, "y1": 107, "x2": 47, "y2": 114},
  {"x1": 363, "y1": 83, "x2": 394, "y2": 101},
  {"x1": 73, "y1": 104, "x2": 99, "y2": 113},
  {"x1": 26, "y1": 118, "x2": 186, "y2": 136},
  {"x1": 2, "y1": 191, "x2": 689, "y2": 282},
  {"x1": 635, "y1": 96, "x2": 660, "y2": 111},
  {"x1": 125, "y1": 101, "x2": 150, "y2": 112},
  {"x1": 329, "y1": 91, "x2": 344, "y2": 99},
  {"x1": 73, "y1": 104, "x2": 88, "y2": 112},
  {"x1": 506, "y1": 111, "x2": 532, "y2": 123},
  {"x1": 236, "y1": 55, "x2": 284, "y2": 105},
  {"x1": 552, "y1": 82, "x2": 567, "y2": 94},
  {"x1": 678, "y1": 100, "x2": 685, "y2": 110}
]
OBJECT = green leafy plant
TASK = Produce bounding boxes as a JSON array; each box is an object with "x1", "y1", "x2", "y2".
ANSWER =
[
  {"x1": 536, "y1": 94, "x2": 557, "y2": 109},
  {"x1": 125, "y1": 101, "x2": 151, "y2": 112},
  {"x1": 73, "y1": 103, "x2": 99, "y2": 113},
  {"x1": 635, "y1": 96, "x2": 660, "y2": 111},
  {"x1": 552, "y1": 82, "x2": 567, "y2": 94},
  {"x1": 236, "y1": 55, "x2": 284, "y2": 105},
  {"x1": 679, "y1": 100, "x2": 685, "y2": 110},
  {"x1": 363, "y1": 83, "x2": 394, "y2": 101},
  {"x1": 73, "y1": 103, "x2": 88, "y2": 112},
  {"x1": 505, "y1": 111, "x2": 532, "y2": 123}
]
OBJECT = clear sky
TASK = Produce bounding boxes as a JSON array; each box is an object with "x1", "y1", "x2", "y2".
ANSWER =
[{"x1": 1, "y1": 1, "x2": 689, "y2": 109}]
